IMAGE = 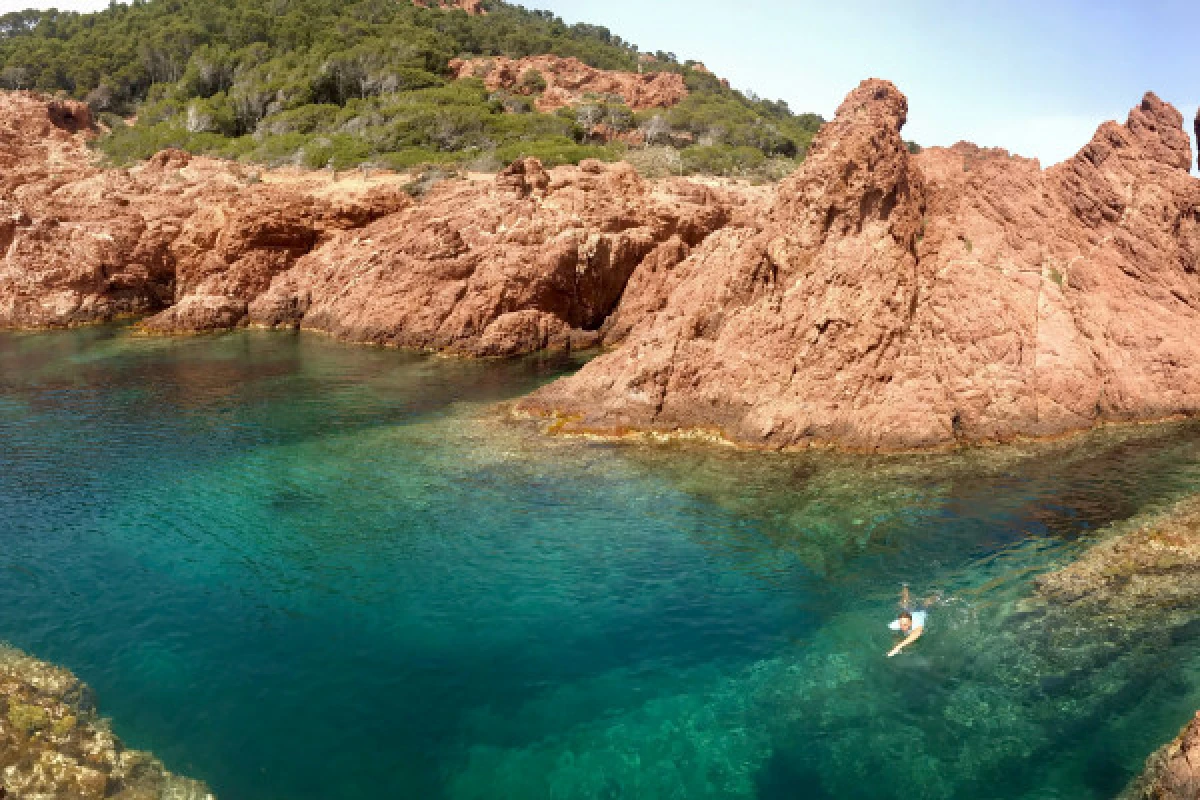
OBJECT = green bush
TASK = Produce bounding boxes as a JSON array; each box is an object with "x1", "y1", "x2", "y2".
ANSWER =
[
  {"x1": 10, "y1": 0, "x2": 825, "y2": 178},
  {"x1": 493, "y1": 137, "x2": 624, "y2": 167},
  {"x1": 377, "y1": 148, "x2": 459, "y2": 171},
  {"x1": 516, "y1": 68, "x2": 547, "y2": 95},
  {"x1": 680, "y1": 144, "x2": 766, "y2": 176}
]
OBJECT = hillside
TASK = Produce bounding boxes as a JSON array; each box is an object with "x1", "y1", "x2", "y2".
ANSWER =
[{"x1": 0, "y1": 0, "x2": 823, "y2": 177}]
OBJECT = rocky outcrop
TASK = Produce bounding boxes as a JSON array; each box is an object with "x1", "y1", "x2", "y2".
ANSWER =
[
  {"x1": 1035, "y1": 495, "x2": 1200, "y2": 611},
  {"x1": 411, "y1": 0, "x2": 486, "y2": 14},
  {"x1": 448, "y1": 56, "x2": 689, "y2": 112},
  {"x1": 246, "y1": 158, "x2": 737, "y2": 355},
  {"x1": 1030, "y1": 496, "x2": 1200, "y2": 799},
  {"x1": 1123, "y1": 712, "x2": 1200, "y2": 800},
  {"x1": 0, "y1": 91, "x2": 741, "y2": 356},
  {"x1": 0, "y1": 644, "x2": 212, "y2": 799},
  {"x1": 7, "y1": 81, "x2": 1200, "y2": 449},
  {"x1": 0, "y1": 93, "x2": 412, "y2": 331},
  {"x1": 518, "y1": 80, "x2": 1200, "y2": 450}
]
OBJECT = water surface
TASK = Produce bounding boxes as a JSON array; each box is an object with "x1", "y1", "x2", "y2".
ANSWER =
[{"x1": 2, "y1": 326, "x2": 1200, "y2": 799}]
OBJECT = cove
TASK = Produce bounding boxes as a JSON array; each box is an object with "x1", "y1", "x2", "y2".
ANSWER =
[{"x1": 3, "y1": 326, "x2": 1200, "y2": 799}]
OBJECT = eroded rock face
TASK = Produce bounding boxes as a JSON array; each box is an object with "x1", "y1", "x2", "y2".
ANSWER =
[
  {"x1": 0, "y1": 92, "x2": 412, "y2": 331},
  {"x1": 246, "y1": 158, "x2": 736, "y2": 356},
  {"x1": 6, "y1": 82, "x2": 1200, "y2": 449},
  {"x1": 0, "y1": 92, "x2": 738, "y2": 357},
  {"x1": 518, "y1": 80, "x2": 1200, "y2": 450},
  {"x1": 448, "y1": 55, "x2": 689, "y2": 112},
  {"x1": 0, "y1": 644, "x2": 212, "y2": 799}
]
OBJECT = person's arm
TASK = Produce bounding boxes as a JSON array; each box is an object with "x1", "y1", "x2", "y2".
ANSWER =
[{"x1": 887, "y1": 626, "x2": 923, "y2": 657}]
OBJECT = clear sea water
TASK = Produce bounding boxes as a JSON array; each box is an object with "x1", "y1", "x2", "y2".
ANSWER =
[{"x1": 3, "y1": 326, "x2": 1200, "y2": 799}]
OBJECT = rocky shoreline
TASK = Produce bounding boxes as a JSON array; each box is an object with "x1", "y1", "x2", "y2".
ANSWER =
[
  {"x1": 1032, "y1": 496, "x2": 1200, "y2": 798},
  {"x1": 519, "y1": 82, "x2": 1200, "y2": 451},
  {"x1": 5, "y1": 81, "x2": 1200, "y2": 451},
  {"x1": 0, "y1": 644, "x2": 211, "y2": 799},
  {"x1": 1121, "y1": 711, "x2": 1200, "y2": 799},
  {"x1": 6, "y1": 77, "x2": 1200, "y2": 793}
]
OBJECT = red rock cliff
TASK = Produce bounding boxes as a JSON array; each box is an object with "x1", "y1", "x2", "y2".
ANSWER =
[
  {"x1": 0, "y1": 91, "x2": 739, "y2": 357},
  {"x1": 412, "y1": 0, "x2": 486, "y2": 14},
  {"x1": 6, "y1": 83, "x2": 1200, "y2": 450},
  {"x1": 518, "y1": 80, "x2": 1200, "y2": 450}
]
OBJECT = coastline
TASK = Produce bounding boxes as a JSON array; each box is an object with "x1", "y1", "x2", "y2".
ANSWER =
[
  {"x1": 514, "y1": 403, "x2": 1200, "y2": 456},
  {"x1": 1032, "y1": 495, "x2": 1200, "y2": 798},
  {"x1": 0, "y1": 644, "x2": 212, "y2": 799},
  {"x1": 9, "y1": 319, "x2": 1200, "y2": 457}
]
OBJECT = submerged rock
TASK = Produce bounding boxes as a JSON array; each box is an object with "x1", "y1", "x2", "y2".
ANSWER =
[
  {"x1": 1034, "y1": 496, "x2": 1200, "y2": 799},
  {"x1": 0, "y1": 644, "x2": 212, "y2": 799},
  {"x1": 1035, "y1": 495, "x2": 1200, "y2": 613}
]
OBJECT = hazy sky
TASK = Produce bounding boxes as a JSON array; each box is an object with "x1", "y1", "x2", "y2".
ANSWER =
[{"x1": 3, "y1": 0, "x2": 1198, "y2": 167}]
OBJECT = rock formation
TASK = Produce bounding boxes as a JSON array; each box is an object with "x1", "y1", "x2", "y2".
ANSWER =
[
  {"x1": 448, "y1": 55, "x2": 689, "y2": 112},
  {"x1": 5, "y1": 80, "x2": 1200, "y2": 448},
  {"x1": 1123, "y1": 712, "x2": 1200, "y2": 799},
  {"x1": 411, "y1": 0, "x2": 486, "y2": 14},
  {"x1": 0, "y1": 91, "x2": 740, "y2": 357},
  {"x1": 518, "y1": 80, "x2": 1200, "y2": 450},
  {"x1": 244, "y1": 158, "x2": 737, "y2": 355},
  {"x1": 0, "y1": 644, "x2": 212, "y2": 799},
  {"x1": 1032, "y1": 495, "x2": 1200, "y2": 799}
]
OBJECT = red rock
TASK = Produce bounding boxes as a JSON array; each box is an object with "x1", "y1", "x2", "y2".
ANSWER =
[
  {"x1": 7, "y1": 83, "x2": 1200, "y2": 452},
  {"x1": 1122, "y1": 711, "x2": 1200, "y2": 799},
  {"x1": 411, "y1": 0, "x2": 485, "y2": 14},
  {"x1": 0, "y1": 87, "x2": 738, "y2": 356},
  {"x1": 245, "y1": 160, "x2": 734, "y2": 356},
  {"x1": 0, "y1": 92, "x2": 411, "y2": 330},
  {"x1": 448, "y1": 55, "x2": 688, "y2": 112},
  {"x1": 45, "y1": 98, "x2": 92, "y2": 134},
  {"x1": 587, "y1": 123, "x2": 646, "y2": 146},
  {"x1": 518, "y1": 80, "x2": 1200, "y2": 450}
]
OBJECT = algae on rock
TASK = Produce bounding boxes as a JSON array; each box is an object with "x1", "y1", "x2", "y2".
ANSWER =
[{"x1": 0, "y1": 644, "x2": 214, "y2": 799}]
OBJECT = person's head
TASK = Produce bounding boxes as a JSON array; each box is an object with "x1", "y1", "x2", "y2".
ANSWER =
[{"x1": 897, "y1": 610, "x2": 913, "y2": 633}]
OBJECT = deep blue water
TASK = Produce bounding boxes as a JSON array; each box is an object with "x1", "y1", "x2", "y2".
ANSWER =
[{"x1": 3, "y1": 326, "x2": 1200, "y2": 799}]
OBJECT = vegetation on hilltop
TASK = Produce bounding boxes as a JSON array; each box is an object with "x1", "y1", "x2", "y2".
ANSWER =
[{"x1": 0, "y1": 0, "x2": 825, "y2": 178}]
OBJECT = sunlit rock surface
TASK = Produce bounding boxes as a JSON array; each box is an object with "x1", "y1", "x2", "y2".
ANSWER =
[
  {"x1": 520, "y1": 82, "x2": 1200, "y2": 450},
  {"x1": 0, "y1": 644, "x2": 212, "y2": 799}
]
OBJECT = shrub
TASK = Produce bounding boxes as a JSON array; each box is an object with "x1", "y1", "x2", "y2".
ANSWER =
[
  {"x1": 494, "y1": 137, "x2": 624, "y2": 167},
  {"x1": 515, "y1": 68, "x2": 547, "y2": 95},
  {"x1": 14, "y1": 0, "x2": 825, "y2": 179},
  {"x1": 377, "y1": 148, "x2": 458, "y2": 171},
  {"x1": 680, "y1": 144, "x2": 766, "y2": 176}
]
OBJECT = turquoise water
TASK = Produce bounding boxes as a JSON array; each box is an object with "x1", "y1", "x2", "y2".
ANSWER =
[{"x1": 3, "y1": 327, "x2": 1200, "y2": 798}]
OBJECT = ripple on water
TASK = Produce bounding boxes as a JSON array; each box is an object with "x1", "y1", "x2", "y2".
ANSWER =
[{"x1": 3, "y1": 327, "x2": 1200, "y2": 799}]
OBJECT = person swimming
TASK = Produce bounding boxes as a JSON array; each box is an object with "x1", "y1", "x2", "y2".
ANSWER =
[{"x1": 887, "y1": 584, "x2": 927, "y2": 658}]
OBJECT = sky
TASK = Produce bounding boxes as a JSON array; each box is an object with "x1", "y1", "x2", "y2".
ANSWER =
[{"x1": 3, "y1": 0, "x2": 1198, "y2": 168}]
